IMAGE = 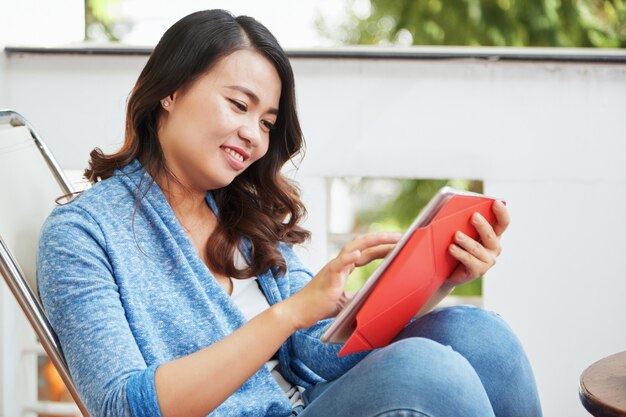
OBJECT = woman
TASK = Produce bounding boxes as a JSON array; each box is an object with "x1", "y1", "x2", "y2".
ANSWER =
[{"x1": 37, "y1": 9, "x2": 542, "y2": 417}]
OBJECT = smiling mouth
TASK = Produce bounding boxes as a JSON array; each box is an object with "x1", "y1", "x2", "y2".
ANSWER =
[
  {"x1": 224, "y1": 147, "x2": 245, "y2": 162},
  {"x1": 220, "y1": 145, "x2": 250, "y2": 162}
]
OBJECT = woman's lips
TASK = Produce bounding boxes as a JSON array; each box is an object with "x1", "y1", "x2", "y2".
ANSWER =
[
  {"x1": 221, "y1": 147, "x2": 245, "y2": 170},
  {"x1": 223, "y1": 145, "x2": 250, "y2": 160}
]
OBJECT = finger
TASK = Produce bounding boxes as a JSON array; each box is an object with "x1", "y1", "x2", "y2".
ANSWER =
[
  {"x1": 330, "y1": 249, "x2": 360, "y2": 275},
  {"x1": 453, "y1": 231, "x2": 494, "y2": 264},
  {"x1": 328, "y1": 250, "x2": 359, "y2": 291},
  {"x1": 449, "y1": 243, "x2": 489, "y2": 278},
  {"x1": 471, "y1": 212, "x2": 502, "y2": 254},
  {"x1": 355, "y1": 243, "x2": 396, "y2": 267},
  {"x1": 492, "y1": 200, "x2": 510, "y2": 237},
  {"x1": 343, "y1": 232, "x2": 402, "y2": 254}
]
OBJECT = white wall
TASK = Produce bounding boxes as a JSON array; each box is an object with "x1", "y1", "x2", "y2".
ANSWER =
[
  {"x1": 0, "y1": 50, "x2": 6, "y2": 108},
  {"x1": 0, "y1": 0, "x2": 83, "y2": 47},
  {"x1": 3, "y1": 48, "x2": 626, "y2": 417},
  {"x1": 0, "y1": 1, "x2": 82, "y2": 411},
  {"x1": 0, "y1": 20, "x2": 15, "y2": 417},
  {"x1": 5, "y1": 53, "x2": 147, "y2": 169}
]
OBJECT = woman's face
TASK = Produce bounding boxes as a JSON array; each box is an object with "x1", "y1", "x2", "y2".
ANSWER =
[{"x1": 157, "y1": 49, "x2": 281, "y2": 192}]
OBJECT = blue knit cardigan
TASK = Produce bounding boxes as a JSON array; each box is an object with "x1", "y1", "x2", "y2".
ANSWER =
[{"x1": 37, "y1": 160, "x2": 366, "y2": 417}]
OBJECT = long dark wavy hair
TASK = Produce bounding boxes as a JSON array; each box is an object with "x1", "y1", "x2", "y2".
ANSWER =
[{"x1": 84, "y1": 9, "x2": 310, "y2": 278}]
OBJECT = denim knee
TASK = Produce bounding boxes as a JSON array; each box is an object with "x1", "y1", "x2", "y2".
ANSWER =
[
  {"x1": 300, "y1": 337, "x2": 495, "y2": 417},
  {"x1": 396, "y1": 306, "x2": 542, "y2": 417},
  {"x1": 365, "y1": 338, "x2": 494, "y2": 416},
  {"x1": 376, "y1": 337, "x2": 483, "y2": 391},
  {"x1": 398, "y1": 305, "x2": 522, "y2": 361}
]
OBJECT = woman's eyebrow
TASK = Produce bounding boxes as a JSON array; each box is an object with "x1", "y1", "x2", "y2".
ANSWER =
[{"x1": 226, "y1": 85, "x2": 279, "y2": 115}]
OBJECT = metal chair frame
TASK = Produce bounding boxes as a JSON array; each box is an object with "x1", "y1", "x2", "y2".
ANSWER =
[{"x1": 0, "y1": 109, "x2": 90, "y2": 416}]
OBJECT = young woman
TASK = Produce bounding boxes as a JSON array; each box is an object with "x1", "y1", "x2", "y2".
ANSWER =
[{"x1": 37, "y1": 9, "x2": 542, "y2": 417}]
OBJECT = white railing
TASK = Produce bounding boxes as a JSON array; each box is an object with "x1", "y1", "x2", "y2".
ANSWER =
[{"x1": 1, "y1": 46, "x2": 625, "y2": 417}]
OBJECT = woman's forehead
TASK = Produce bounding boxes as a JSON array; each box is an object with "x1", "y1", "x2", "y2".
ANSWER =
[{"x1": 211, "y1": 50, "x2": 281, "y2": 95}]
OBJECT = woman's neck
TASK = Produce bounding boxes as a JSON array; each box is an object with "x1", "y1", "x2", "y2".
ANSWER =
[
  {"x1": 149, "y1": 164, "x2": 231, "y2": 292},
  {"x1": 156, "y1": 172, "x2": 213, "y2": 232}
]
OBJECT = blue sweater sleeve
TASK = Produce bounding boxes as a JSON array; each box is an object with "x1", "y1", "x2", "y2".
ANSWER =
[{"x1": 37, "y1": 205, "x2": 162, "y2": 417}]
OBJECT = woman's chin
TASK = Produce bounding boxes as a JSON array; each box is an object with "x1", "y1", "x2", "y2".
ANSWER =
[{"x1": 205, "y1": 175, "x2": 238, "y2": 191}]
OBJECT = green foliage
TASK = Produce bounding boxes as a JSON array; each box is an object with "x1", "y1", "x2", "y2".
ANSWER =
[
  {"x1": 85, "y1": 0, "x2": 122, "y2": 41},
  {"x1": 324, "y1": 0, "x2": 625, "y2": 47}
]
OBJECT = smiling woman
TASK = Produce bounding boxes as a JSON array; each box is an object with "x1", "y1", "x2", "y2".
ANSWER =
[
  {"x1": 36, "y1": 8, "x2": 542, "y2": 417},
  {"x1": 157, "y1": 50, "x2": 280, "y2": 191},
  {"x1": 83, "y1": 10, "x2": 309, "y2": 283}
]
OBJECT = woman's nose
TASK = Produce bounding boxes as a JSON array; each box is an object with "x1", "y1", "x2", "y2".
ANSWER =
[{"x1": 238, "y1": 119, "x2": 262, "y2": 147}]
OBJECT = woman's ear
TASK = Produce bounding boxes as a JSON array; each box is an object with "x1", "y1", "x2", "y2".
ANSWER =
[{"x1": 160, "y1": 94, "x2": 176, "y2": 111}]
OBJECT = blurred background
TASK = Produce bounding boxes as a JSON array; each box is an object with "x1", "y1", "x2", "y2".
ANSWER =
[
  {"x1": 74, "y1": 0, "x2": 625, "y2": 294},
  {"x1": 3, "y1": 1, "x2": 625, "y2": 49},
  {"x1": 0, "y1": 1, "x2": 625, "y2": 417},
  {"x1": 87, "y1": 0, "x2": 626, "y2": 48}
]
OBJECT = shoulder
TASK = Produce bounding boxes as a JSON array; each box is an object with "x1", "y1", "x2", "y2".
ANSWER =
[
  {"x1": 46, "y1": 167, "x2": 145, "y2": 225},
  {"x1": 52, "y1": 159, "x2": 150, "y2": 221},
  {"x1": 41, "y1": 173, "x2": 140, "y2": 247},
  {"x1": 71, "y1": 174, "x2": 135, "y2": 214}
]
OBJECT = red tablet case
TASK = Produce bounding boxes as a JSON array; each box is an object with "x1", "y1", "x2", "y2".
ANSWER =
[{"x1": 338, "y1": 194, "x2": 499, "y2": 356}]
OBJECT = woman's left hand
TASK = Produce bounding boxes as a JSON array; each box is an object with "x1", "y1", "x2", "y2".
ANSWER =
[{"x1": 447, "y1": 200, "x2": 510, "y2": 286}]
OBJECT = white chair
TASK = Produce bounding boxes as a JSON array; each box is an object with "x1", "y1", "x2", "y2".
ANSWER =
[{"x1": 0, "y1": 109, "x2": 89, "y2": 416}]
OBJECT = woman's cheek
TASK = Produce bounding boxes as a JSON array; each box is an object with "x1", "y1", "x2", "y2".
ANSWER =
[{"x1": 258, "y1": 141, "x2": 270, "y2": 160}]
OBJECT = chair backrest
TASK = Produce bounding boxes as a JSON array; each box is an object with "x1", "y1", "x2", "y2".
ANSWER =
[{"x1": 0, "y1": 109, "x2": 90, "y2": 416}]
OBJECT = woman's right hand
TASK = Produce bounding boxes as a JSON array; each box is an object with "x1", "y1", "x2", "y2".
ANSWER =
[{"x1": 282, "y1": 232, "x2": 402, "y2": 330}]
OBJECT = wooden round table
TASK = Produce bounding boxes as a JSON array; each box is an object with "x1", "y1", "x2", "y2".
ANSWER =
[{"x1": 580, "y1": 351, "x2": 626, "y2": 416}]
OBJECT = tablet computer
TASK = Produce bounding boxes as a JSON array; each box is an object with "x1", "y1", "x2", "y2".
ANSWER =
[{"x1": 320, "y1": 186, "x2": 494, "y2": 344}]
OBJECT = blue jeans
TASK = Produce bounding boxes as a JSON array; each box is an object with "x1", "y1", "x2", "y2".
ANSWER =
[{"x1": 295, "y1": 305, "x2": 542, "y2": 417}]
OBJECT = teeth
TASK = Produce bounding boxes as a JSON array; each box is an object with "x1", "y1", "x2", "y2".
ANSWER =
[{"x1": 225, "y1": 148, "x2": 244, "y2": 162}]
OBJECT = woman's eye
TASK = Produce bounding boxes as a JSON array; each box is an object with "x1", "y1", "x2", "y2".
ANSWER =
[
  {"x1": 261, "y1": 120, "x2": 276, "y2": 132},
  {"x1": 229, "y1": 99, "x2": 247, "y2": 112}
]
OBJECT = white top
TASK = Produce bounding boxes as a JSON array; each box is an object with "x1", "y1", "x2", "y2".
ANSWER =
[{"x1": 230, "y1": 254, "x2": 305, "y2": 408}]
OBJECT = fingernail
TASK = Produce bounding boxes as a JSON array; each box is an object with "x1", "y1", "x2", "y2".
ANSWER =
[
  {"x1": 456, "y1": 231, "x2": 464, "y2": 241},
  {"x1": 473, "y1": 212, "x2": 482, "y2": 222},
  {"x1": 495, "y1": 200, "x2": 505, "y2": 208}
]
